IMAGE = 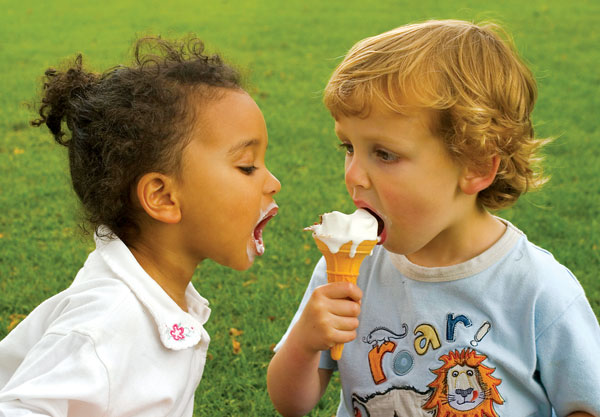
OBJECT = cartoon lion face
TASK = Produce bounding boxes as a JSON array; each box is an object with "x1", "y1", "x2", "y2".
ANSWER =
[
  {"x1": 445, "y1": 363, "x2": 485, "y2": 410},
  {"x1": 423, "y1": 349, "x2": 503, "y2": 417}
]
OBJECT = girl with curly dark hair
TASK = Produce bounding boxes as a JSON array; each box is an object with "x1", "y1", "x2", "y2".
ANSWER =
[{"x1": 0, "y1": 36, "x2": 280, "y2": 416}]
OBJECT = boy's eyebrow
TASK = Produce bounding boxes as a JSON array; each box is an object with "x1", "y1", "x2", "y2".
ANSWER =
[
  {"x1": 334, "y1": 126, "x2": 347, "y2": 140},
  {"x1": 227, "y1": 139, "x2": 260, "y2": 155}
]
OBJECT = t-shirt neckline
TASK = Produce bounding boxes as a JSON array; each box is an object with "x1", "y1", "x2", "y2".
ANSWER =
[{"x1": 388, "y1": 219, "x2": 523, "y2": 282}]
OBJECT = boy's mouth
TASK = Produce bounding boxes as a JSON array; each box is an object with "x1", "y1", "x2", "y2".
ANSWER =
[
  {"x1": 355, "y1": 203, "x2": 386, "y2": 244},
  {"x1": 252, "y1": 203, "x2": 279, "y2": 256}
]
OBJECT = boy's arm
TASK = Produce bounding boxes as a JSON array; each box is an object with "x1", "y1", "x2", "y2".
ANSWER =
[
  {"x1": 267, "y1": 282, "x2": 362, "y2": 417},
  {"x1": 267, "y1": 335, "x2": 333, "y2": 417}
]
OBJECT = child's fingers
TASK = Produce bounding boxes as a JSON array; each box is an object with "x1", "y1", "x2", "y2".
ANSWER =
[
  {"x1": 314, "y1": 315, "x2": 359, "y2": 346},
  {"x1": 318, "y1": 282, "x2": 363, "y2": 302},
  {"x1": 329, "y1": 298, "x2": 361, "y2": 319},
  {"x1": 330, "y1": 328, "x2": 358, "y2": 345},
  {"x1": 296, "y1": 287, "x2": 362, "y2": 352},
  {"x1": 331, "y1": 314, "x2": 360, "y2": 332}
]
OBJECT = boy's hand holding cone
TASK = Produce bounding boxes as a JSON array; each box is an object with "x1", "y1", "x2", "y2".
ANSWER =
[{"x1": 305, "y1": 209, "x2": 380, "y2": 360}]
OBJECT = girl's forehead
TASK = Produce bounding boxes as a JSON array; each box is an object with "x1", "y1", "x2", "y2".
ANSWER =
[
  {"x1": 186, "y1": 89, "x2": 267, "y2": 150},
  {"x1": 188, "y1": 87, "x2": 247, "y2": 117}
]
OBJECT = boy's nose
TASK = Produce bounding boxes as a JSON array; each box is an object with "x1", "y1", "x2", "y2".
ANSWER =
[
  {"x1": 345, "y1": 155, "x2": 371, "y2": 190},
  {"x1": 266, "y1": 170, "x2": 281, "y2": 195}
]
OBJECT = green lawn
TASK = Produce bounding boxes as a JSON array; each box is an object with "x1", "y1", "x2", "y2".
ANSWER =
[{"x1": 1, "y1": 0, "x2": 598, "y2": 415}]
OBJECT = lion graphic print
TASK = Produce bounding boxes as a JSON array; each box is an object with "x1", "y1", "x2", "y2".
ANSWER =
[
  {"x1": 349, "y1": 314, "x2": 504, "y2": 417},
  {"x1": 424, "y1": 349, "x2": 503, "y2": 417},
  {"x1": 353, "y1": 345, "x2": 503, "y2": 417}
]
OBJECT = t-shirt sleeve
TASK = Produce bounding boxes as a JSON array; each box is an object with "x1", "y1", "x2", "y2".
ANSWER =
[
  {"x1": 536, "y1": 292, "x2": 600, "y2": 416},
  {"x1": 0, "y1": 331, "x2": 109, "y2": 416},
  {"x1": 273, "y1": 257, "x2": 338, "y2": 370}
]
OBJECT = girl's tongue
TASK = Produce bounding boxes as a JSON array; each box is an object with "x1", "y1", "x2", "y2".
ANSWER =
[{"x1": 252, "y1": 205, "x2": 278, "y2": 255}]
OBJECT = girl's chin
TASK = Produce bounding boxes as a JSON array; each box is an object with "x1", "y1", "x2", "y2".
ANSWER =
[
  {"x1": 228, "y1": 253, "x2": 253, "y2": 271},
  {"x1": 245, "y1": 241, "x2": 260, "y2": 265},
  {"x1": 214, "y1": 244, "x2": 255, "y2": 271}
]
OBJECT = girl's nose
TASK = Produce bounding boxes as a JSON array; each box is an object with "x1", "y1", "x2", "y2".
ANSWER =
[
  {"x1": 345, "y1": 154, "x2": 371, "y2": 190},
  {"x1": 266, "y1": 170, "x2": 281, "y2": 195}
]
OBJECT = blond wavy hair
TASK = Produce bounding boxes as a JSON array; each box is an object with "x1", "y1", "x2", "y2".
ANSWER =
[{"x1": 324, "y1": 19, "x2": 550, "y2": 210}]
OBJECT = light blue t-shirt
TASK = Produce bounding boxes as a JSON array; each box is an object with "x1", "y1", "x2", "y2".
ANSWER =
[{"x1": 277, "y1": 220, "x2": 600, "y2": 416}]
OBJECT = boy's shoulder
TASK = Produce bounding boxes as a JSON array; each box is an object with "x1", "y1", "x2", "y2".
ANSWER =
[
  {"x1": 364, "y1": 220, "x2": 580, "y2": 293},
  {"x1": 509, "y1": 231, "x2": 586, "y2": 314},
  {"x1": 511, "y1": 228, "x2": 579, "y2": 287}
]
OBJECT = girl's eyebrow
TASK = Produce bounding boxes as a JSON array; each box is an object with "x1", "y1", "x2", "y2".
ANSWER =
[{"x1": 228, "y1": 139, "x2": 260, "y2": 155}]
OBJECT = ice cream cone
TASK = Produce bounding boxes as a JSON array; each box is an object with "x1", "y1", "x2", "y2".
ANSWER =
[{"x1": 313, "y1": 236, "x2": 378, "y2": 360}]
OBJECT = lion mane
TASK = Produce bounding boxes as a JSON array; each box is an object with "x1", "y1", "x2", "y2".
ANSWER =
[{"x1": 423, "y1": 348, "x2": 503, "y2": 417}]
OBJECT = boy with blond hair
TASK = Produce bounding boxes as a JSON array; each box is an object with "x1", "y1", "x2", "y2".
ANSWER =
[{"x1": 268, "y1": 20, "x2": 600, "y2": 417}]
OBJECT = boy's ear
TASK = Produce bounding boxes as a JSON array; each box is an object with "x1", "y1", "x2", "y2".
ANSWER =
[
  {"x1": 136, "y1": 173, "x2": 182, "y2": 224},
  {"x1": 459, "y1": 155, "x2": 501, "y2": 195}
]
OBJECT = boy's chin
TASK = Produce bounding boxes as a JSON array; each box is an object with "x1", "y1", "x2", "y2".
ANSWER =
[{"x1": 380, "y1": 238, "x2": 410, "y2": 256}]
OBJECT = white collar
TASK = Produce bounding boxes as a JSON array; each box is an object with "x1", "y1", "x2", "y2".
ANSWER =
[{"x1": 93, "y1": 227, "x2": 211, "y2": 350}]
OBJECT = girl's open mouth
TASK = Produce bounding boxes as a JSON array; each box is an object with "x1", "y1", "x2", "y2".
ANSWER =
[{"x1": 252, "y1": 203, "x2": 279, "y2": 256}]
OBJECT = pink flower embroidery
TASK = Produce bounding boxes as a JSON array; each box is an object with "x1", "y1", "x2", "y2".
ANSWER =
[{"x1": 170, "y1": 324, "x2": 185, "y2": 341}]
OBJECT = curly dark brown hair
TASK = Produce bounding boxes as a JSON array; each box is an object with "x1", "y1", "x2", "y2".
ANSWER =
[{"x1": 31, "y1": 36, "x2": 242, "y2": 244}]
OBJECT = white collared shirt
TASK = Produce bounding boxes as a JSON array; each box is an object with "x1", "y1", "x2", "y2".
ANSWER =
[{"x1": 0, "y1": 230, "x2": 211, "y2": 416}]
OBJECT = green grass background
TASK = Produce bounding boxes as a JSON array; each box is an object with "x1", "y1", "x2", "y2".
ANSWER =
[{"x1": 1, "y1": 0, "x2": 598, "y2": 415}]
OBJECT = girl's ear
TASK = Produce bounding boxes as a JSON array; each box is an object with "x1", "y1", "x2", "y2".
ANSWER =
[
  {"x1": 459, "y1": 155, "x2": 501, "y2": 195},
  {"x1": 136, "y1": 173, "x2": 182, "y2": 224}
]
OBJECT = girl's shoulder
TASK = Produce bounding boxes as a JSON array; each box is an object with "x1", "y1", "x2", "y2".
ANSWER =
[{"x1": 41, "y1": 270, "x2": 147, "y2": 341}]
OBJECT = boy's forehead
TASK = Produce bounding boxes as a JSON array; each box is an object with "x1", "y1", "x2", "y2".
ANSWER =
[
  {"x1": 334, "y1": 97, "x2": 434, "y2": 123},
  {"x1": 331, "y1": 89, "x2": 423, "y2": 116},
  {"x1": 333, "y1": 99, "x2": 439, "y2": 138}
]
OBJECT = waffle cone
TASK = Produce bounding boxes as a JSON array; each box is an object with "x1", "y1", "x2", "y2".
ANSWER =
[{"x1": 313, "y1": 236, "x2": 378, "y2": 360}]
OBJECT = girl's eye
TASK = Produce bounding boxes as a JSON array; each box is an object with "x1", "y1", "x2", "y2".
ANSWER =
[
  {"x1": 375, "y1": 149, "x2": 398, "y2": 162},
  {"x1": 239, "y1": 166, "x2": 258, "y2": 175},
  {"x1": 338, "y1": 142, "x2": 354, "y2": 155}
]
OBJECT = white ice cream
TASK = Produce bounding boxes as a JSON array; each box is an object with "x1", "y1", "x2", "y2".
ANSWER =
[{"x1": 305, "y1": 208, "x2": 379, "y2": 257}]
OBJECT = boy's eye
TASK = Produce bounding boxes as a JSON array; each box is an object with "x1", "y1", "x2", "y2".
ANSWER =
[
  {"x1": 239, "y1": 166, "x2": 258, "y2": 175},
  {"x1": 338, "y1": 143, "x2": 354, "y2": 155},
  {"x1": 375, "y1": 149, "x2": 398, "y2": 162}
]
